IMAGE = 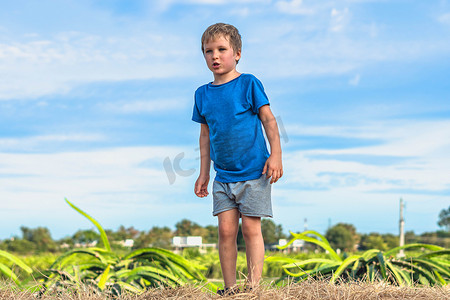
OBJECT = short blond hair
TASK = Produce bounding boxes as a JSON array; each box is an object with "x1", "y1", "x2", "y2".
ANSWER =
[{"x1": 201, "y1": 23, "x2": 242, "y2": 55}]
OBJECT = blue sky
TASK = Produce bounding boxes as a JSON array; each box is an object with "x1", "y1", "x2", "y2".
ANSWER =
[{"x1": 1, "y1": 0, "x2": 449, "y2": 239}]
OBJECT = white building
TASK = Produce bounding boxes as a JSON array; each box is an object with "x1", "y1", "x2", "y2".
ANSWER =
[
  {"x1": 172, "y1": 236, "x2": 216, "y2": 254},
  {"x1": 117, "y1": 239, "x2": 134, "y2": 248},
  {"x1": 273, "y1": 238, "x2": 305, "y2": 253}
]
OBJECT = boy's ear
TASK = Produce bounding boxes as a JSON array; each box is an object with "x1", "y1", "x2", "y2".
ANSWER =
[{"x1": 235, "y1": 49, "x2": 242, "y2": 63}]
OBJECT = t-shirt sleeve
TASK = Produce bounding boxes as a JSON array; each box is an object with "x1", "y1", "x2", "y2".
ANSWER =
[
  {"x1": 192, "y1": 90, "x2": 207, "y2": 124},
  {"x1": 247, "y1": 76, "x2": 270, "y2": 114}
]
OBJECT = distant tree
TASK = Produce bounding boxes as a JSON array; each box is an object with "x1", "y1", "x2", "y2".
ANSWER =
[
  {"x1": 104, "y1": 229, "x2": 116, "y2": 247},
  {"x1": 72, "y1": 229, "x2": 100, "y2": 245},
  {"x1": 134, "y1": 226, "x2": 173, "y2": 249},
  {"x1": 433, "y1": 231, "x2": 450, "y2": 248},
  {"x1": 58, "y1": 236, "x2": 75, "y2": 247},
  {"x1": 237, "y1": 224, "x2": 245, "y2": 251},
  {"x1": 3, "y1": 238, "x2": 36, "y2": 254},
  {"x1": 419, "y1": 231, "x2": 450, "y2": 248},
  {"x1": 261, "y1": 219, "x2": 286, "y2": 245},
  {"x1": 133, "y1": 230, "x2": 151, "y2": 249},
  {"x1": 435, "y1": 230, "x2": 450, "y2": 238},
  {"x1": 175, "y1": 219, "x2": 195, "y2": 236},
  {"x1": 148, "y1": 226, "x2": 173, "y2": 248},
  {"x1": 405, "y1": 230, "x2": 418, "y2": 244},
  {"x1": 359, "y1": 233, "x2": 387, "y2": 251},
  {"x1": 420, "y1": 232, "x2": 439, "y2": 246},
  {"x1": 382, "y1": 233, "x2": 399, "y2": 249},
  {"x1": 114, "y1": 225, "x2": 140, "y2": 241},
  {"x1": 20, "y1": 226, "x2": 57, "y2": 253},
  {"x1": 174, "y1": 219, "x2": 208, "y2": 238},
  {"x1": 325, "y1": 223, "x2": 357, "y2": 252},
  {"x1": 204, "y1": 225, "x2": 218, "y2": 244},
  {"x1": 98, "y1": 227, "x2": 140, "y2": 249},
  {"x1": 222, "y1": 220, "x2": 287, "y2": 251},
  {"x1": 437, "y1": 206, "x2": 450, "y2": 231},
  {"x1": 339, "y1": 223, "x2": 360, "y2": 246}
]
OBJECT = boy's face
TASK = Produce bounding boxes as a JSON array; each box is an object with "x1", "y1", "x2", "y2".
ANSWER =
[{"x1": 203, "y1": 35, "x2": 241, "y2": 80}]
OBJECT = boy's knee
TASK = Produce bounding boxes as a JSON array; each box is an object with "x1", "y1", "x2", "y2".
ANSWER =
[
  {"x1": 219, "y1": 224, "x2": 238, "y2": 240},
  {"x1": 242, "y1": 222, "x2": 262, "y2": 241}
]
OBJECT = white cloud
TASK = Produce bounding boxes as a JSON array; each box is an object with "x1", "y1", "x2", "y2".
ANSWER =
[
  {"x1": 323, "y1": 121, "x2": 450, "y2": 157},
  {"x1": 286, "y1": 123, "x2": 381, "y2": 139},
  {"x1": 245, "y1": 29, "x2": 450, "y2": 78},
  {"x1": 0, "y1": 32, "x2": 199, "y2": 100},
  {"x1": 154, "y1": 0, "x2": 270, "y2": 11},
  {"x1": 344, "y1": 0, "x2": 389, "y2": 2},
  {"x1": 0, "y1": 145, "x2": 207, "y2": 238},
  {"x1": 0, "y1": 146, "x2": 195, "y2": 209},
  {"x1": 240, "y1": 2, "x2": 450, "y2": 78},
  {"x1": 0, "y1": 134, "x2": 106, "y2": 151},
  {"x1": 330, "y1": 8, "x2": 350, "y2": 32},
  {"x1": 272, "y1": 185, "x2": 447, "y2": 234},
  {"x1": 349, "y1": 74, "x2": 360, "y2": 85},
  {"x1": 1, "y1": 1, "x2": 449, "y2": 100},
  {"x1": 275, "y1": 0, "x2": 315, "y2": 15},
  {"x1": 286, "y1": 150, "x2": 449, "y2": 191},
  {"x1": 231, "y1": 7, "x2": 251, "y2": 17},
  {"x1": 287, "y1": 120, "x2": 450, "y2": 150},
  {"x1": 437, "y1": 12, "x2": 450, "y2": 25},
  {"x1": 368, "y1": 22, "x2": 379, "y2": 38},
  {"x1": 181, "y1": 0, "x2": 268, "y2": 4},
  {"x1": 283, "y1": 120, "x2": 450, "y2": 192},
  {"x1": 100, "y1": 98, "x2": 186, "y2": 114},
  {"x1": 273, "y1": 117, "x2": 450, "y2": 233}
]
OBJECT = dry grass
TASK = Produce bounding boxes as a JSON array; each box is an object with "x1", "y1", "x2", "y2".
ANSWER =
[{"x1": 1, "y1": 280, "x2": 449, "y2": 300}]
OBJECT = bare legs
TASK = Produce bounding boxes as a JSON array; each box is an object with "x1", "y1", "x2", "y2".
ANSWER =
[
  {"x1": 242, "y1": 215, "x2": 264, "y2": 287},
  {"x1": 218, "y1": 209, "x2": 265, "y2": 288},
  {"x1": 218, "y1": 209, "x2": 240, "y2": 288}
]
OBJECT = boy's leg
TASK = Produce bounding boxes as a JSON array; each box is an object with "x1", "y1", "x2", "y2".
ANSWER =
[
  {"x1": 217, "y1": 208, "x2": 240, "y2": 288},
  {"x1": 241, "y1": 215, "x2": 265, "y2": 287}
]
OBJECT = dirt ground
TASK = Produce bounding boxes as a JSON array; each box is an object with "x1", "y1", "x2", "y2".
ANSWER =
[{"x1": 1, "y1": 279, "x2": 449, "y2": 300}]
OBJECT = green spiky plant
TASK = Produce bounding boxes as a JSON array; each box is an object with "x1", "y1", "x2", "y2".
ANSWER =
[
  {"x1": 266, "y1": 230, "x2": 450, "y2": 286},
  {"x1": 0, "y1": 250, "x2": 33, "y2": 285},
  {"x1": 39, "y1": 199, "x2": 215, "y2": 295}
]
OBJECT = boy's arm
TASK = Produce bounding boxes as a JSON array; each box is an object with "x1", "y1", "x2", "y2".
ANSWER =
[
  {"x1": 259, "y1": 105, "x2": 283, "y2": 184},
  {"x1": 195, "y1": 123, "x2": 211, "y2": 197}
]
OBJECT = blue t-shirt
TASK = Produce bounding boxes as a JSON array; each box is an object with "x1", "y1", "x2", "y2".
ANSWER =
[{"x1": 192, "y1": 73, "x2": 270, "y2": 183}]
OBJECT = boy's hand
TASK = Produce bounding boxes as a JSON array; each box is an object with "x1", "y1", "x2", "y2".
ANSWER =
[
  {"x1": 262, "y1": 154, "x2": 283, "y2": 184},
  {"x1": 194, "y1": 175, "x2": 210, "y2": 197}
]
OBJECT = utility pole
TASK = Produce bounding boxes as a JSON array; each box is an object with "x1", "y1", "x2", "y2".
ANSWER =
[
  {"x1": 399, "y1": 198, "x2": 405, "y2": 257},
  {"x1": 304, "y1": 218, "x2": 308, "y2": 232}
]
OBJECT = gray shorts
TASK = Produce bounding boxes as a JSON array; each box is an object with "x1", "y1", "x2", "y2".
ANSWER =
[{"x1": 212, "y1": 175, "x2": 272, "y2": 217}]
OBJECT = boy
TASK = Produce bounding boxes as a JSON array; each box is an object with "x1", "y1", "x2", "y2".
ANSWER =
[{"x1": 192, "y1": 23, "x2": 283, "y2": 295}]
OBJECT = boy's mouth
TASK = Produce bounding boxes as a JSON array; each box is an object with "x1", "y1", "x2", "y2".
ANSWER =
[{"x1": 213, "y1": 62, "x2": 220, "y2": 68}]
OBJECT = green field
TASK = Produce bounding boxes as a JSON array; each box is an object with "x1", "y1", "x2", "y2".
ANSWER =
[{"x1": 1, "y1": 200, "x2": 448, "y2": 297}]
